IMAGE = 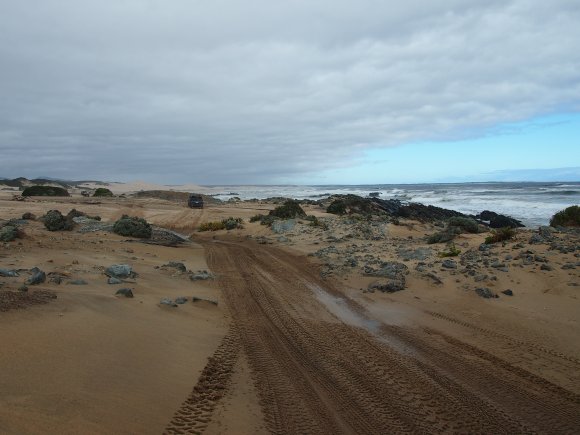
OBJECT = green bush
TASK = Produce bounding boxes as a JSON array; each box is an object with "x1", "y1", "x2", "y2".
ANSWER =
[
  {"x1": 305, "y1": 215, "x2": 329, "y2": 230},
  {"x1": 250, "y1": 214, "x2": 264, "y2": 223},
  {"x1": 427, "y1": 227, "x2": 461, "y2": 244},
  {"x1": 438, "y1": 244, "x2": 461, "y2": 257},
  {"x1": 550, "y1": 205, "x2": 580, "y2": 227},
  {"x1": 485, "y1": 227, "x2": 516, "y2": 244},
  {"x1": 43, "y1": 210, "x2": 74, "y2": 231},
  {"x1": 93, "y1": 188, "x2": 114, "y2": 197},
  {"x1": 198, "y1": 217, "x2": 243, "y2": 232},
  {"x1": 22, "y1": 185, "x2": 69, "y2": 197},
  {"x1": 447, "y1": 217, "x2": 480, "y2": 234},
  {"x1": 0, "y1": 225, "x2": 19, "y2": 242},
  {"x1": 269, "y1": 200, "x2": 306, "y2": 219},
  {"x1": 326, "y1": 200, "x2": 347, "y2": 215},
  {"x1": 113, "y1": 215, "x2": 152, "y2": 238}
]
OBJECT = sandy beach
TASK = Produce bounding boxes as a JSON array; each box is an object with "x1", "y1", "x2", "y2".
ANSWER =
[{"x1": 1, "y1": 185, "x2": 579, "y2": 434}]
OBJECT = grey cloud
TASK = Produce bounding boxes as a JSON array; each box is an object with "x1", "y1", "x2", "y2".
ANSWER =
[{"x1": 0, "y1": 0, "x2": 579, "y2": 183}]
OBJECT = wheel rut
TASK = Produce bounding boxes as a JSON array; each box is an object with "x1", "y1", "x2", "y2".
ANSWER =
[{"x1": 169, "y1": 237, "x2": 580, "y2": 434}]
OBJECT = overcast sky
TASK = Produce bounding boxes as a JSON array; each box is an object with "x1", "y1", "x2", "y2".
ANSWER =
[{"x1": 0, "y1": 0, "x2": 579, "y2": 184}]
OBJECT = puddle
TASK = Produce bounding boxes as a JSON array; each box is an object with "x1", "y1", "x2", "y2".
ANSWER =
[{"x1": 308, "y1": 283, "x2": 419, "y2": 357}]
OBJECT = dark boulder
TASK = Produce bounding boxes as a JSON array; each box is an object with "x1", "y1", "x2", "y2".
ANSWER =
[
  {"x1": 475, "y1": 210, "x2": 524, "y2": 228},
  {"x1": 475, "y1": 287, "x2": 498, "y2": 299},
  {"x1": 26, "y1": 267, "x2": 46, "y2": 285},
  {"x1": 105, "y1": 264, "x2": 136, "y2": 279},
  {"x1": 115, "y1": 288, "x2": 134, "y2": 298}
]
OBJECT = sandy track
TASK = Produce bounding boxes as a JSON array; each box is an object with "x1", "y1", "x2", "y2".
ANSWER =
[{"x1": 176, "y1": 237, "x2": 580, "y2": 434}]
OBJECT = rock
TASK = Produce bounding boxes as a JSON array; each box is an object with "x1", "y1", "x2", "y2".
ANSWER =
[
  {"x1": 163, "y1": 261, "x2": 187, "y2": 272},
  {"x1": 189, "y1": 270, "x2": 214, "y2": 281},
  {"x1": 423, "y1": 272, "x2": 443, "y2": 285},
  {"x1": 175, "y1": 296, "x2": 188, "y2": 304},
  {"x1": 363, "y1": 261, "x2": 409, "y2": 279},
  {"x1": 0, "y1": 268, "x2": 19, "y2": 277},
  {"x1": 397, "y1": 248, "x2": 432, "y2": 261},
  {"x1": 474, "y1": 274, "x2": 488, "y2": 282},
  {"x1": 475, "y1": 210, "x2": 524, "y2": 228},
  {"x1": 540, "y1": 264, "x2": 553, "y2": 271},
  {"x1": 21, "y1": 212, "x2": 36, "y2": 220},
  {"x1": 105, "y1": 264, "x2": 136, "y2": 279},
  {"x1": 491, "y1": 261, "x2": 506, "y2": 268},
  {"x1": 271, "y1": 219, "x2": 296, "y2": 234},
  {"x1": 562, "y1": 263, "x2": 576, "y2": 270},
  {"x1": 160, "y1": 297, "x2": 178, "y2": 307},
  {"x1": 502, "y1": 289, "x2": 514, "y2": 296},
  {"x1": 18, "y1": 285, "x2": 28, "y2": 292},
  {"x1": 441, "y1": 259, "x2": 457, "y2": 269},
  {"x1": 368, "y1": 278, "x2": 406, "y2": 293},
  {"x1": 68, "y1": 279, "x2": 88, "y2": 285},
  {"x1": 107, "y1": 277, "x2": 123, "y2": 284},
  {"x1": 115, "y1": 288, "x2": 134, "y2": 298},
  {"x1": 475, "y1": 287, "x2": 498, "y2": 299},
  {"x1": 479, "y1": 243, "x2": 492, "y2": 252},
  {"x1": 26, "y1": 267, "x2": 46, "y2": 285},
  {"x1": 529, "y1": 234, "x2": 545, "y2": 244}
]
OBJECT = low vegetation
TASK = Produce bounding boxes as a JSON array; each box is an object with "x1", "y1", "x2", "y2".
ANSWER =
[
  {"x1": 269, "y1": 200, "x2": 307, "y2": 219},
  {"x1": 447, "y1": 217, "x2": 481, "y2": 234},
  {"x1": 92, "y1": 188, "x2": 114, "y2": 197},
  {"x1": 485, "y1": 227, "x2": 516, "y2": 244},
  {"x1": 22, "y1": 185, "x2": 69, "y2": 197},
  {"x1": 199, "y1": 217, "x2": 243, "y2": 232},
  {"x1": 43, "y1": 210, "x2": 75, "y2": 231},
  {"x1": 113, "y1": 215, "x2": 152, "y2": 238},
  {"x1": 438, "y1": 244, "x2": 461, "y2": 257},
  {"x1": 550, "y1": 205, "x2": 580, "y2": 227},
  {"x1": 326, "y1": 195, "x2": 377, "y2": 216}
]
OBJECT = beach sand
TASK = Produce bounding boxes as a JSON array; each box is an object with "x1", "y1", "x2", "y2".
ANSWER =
[{"x1": 1, "y1": 187, "x2": 579, "y2": 433}]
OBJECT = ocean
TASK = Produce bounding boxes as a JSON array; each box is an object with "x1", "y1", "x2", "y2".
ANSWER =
[{"x1": 204, "y1": 182, "x2": 580, "y2": 228}]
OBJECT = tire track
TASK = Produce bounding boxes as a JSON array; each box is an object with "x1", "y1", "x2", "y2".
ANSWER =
[
  {"x1": 164, "y1": 327, "x2": 240, "y2": 435},
  {"x1": 198, "y1": 237, "x2": 580, "y2": 434}
]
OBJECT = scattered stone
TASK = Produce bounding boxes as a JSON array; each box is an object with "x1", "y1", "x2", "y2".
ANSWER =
[
  {"x1": 397, "y1": 248, "x2": 432, "y2": 261},
  {"x1": 491, "y1": 261, "x2": 506, "y2": 268},
  {"x1": 107, "y1": 277, "x2": 123, "y2": 284},
  {"x1": 562, "y1": 263, "x2": 576, "y2": 270},
  {"x1": 363, "y1": 261, "x2": 409, "y2": 279},
  {"x1": 474, "y1": 274, "x2": 488, "y2": 282},
  {"x1": 502, "y1": 289, "x2": 514, "y2": 296},
  {"x1": 475, "y1": 287, "x2": 498, "y2": 299},
  {"x1": 18, "y1": 285, "x2": 28, "y2": 292},
  {"x1": 540, "y1": 264, "x2": 553, "y2": 271},
  {"x1": 26, "y1": 267, "x2": 46, "y2": 285},
  {"x1": 21, "y1": 212, "x2": 36, "y2": 220},
  {"x1": 175, "y1": 296, "x2": 188, "y2": 304},
  {"x1": 423, "y1": 272, "x2": 443, "y2": 285},
  {"x1": 160, "y1": 297, "x2": 178, "y2": 307},
  {"x1": 0, "y1": 268, "x2": 19, "y2": 277},
  {"x1": 163, "y1": 261, "x2": 187, "y2": 272},
  {"x1": 441, "y1": 259, "x2": 457, "y2": 269},
  {"x1": 115, "y1": 288, "x2": 134, "y2": 298},
  {"x1": 68, "y1": 279, "x2": 88, "y2": 285},
  {"x1": 105, "y1": 264, "x2": 136, "y2": 279},
  {"x1": 368, "y1": 279, "x2": 406, "y2": 293},
  {"x1": 189, "y1": 270, "x2": 214, "y2": 281},
  {"x1": 271, "y1": 219, "x2": 296, "y2": 234}
]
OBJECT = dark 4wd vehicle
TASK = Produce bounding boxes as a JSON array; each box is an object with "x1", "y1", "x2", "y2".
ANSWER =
[{"x1": 188, "y1": 194, "x2": 204, "y2": 209}]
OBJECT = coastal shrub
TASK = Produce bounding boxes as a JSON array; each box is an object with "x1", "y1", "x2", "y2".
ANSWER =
[
  {"x1": 93, "y1": 188, "x2": 114, "y2": 197},
  {"x1": 438, "y1": 244, "x2": 461, "y2": 257},
  {"x1": 305, "y1": 215, "x2": 329, "y2": 230},
  {"x1": 485, "y1": 227, "x2": 516, "y2": 244},
  {"x1": 549, "y1": 205, "x2": 580, "y2": 227},
  {"x1": 326, "y1": 200, "x2": 347, "y2": 215},
  {"x1": 22, "y1": 185, "x2": 69, "y2": 197},
  {"x1": 43, "y1": 210, "x2": 74, "y2": 231},
  {"x1": 250, "y1": 214, "x2": 264, "y2": 223},
  {"x1": 22, "y1": 212, "x2": 36, "y2": 220},
  {"x1": 269, "y1": 200, "x2": 306, "y2": 219},
  {"x1": 447, "y1": 217, "x2": 480, "y2": 234},
  {"x1": 427, "y1": 227, "x2": 461, "y2": 244},
  {"x1": 198, "y1": 217, "x2": 243, "y2": 232},
  {"x1": 113, "y1": 215, "x2": 152, "y2": 238},
  {"x1": 326, "y1": 195, "x2": 376, "y2": 216},
  {"x1": 0, "y1": 225, "x2": 19, "y2": 242},
  {"x1": 67, "y1": 209, "x2": 86, "y2": 219}
]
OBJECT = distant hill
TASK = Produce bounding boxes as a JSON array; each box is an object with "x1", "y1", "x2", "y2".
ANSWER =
[{"x1": 0, "y1": 177, "x2": 108, "y2": 189}]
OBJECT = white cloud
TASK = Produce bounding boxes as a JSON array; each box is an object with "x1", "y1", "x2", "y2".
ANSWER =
[{"x1": 0, "y1": 0, "x2": 579, "y2": 182}]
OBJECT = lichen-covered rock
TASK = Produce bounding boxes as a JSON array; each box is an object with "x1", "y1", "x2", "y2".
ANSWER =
[
  {"x1": 113, "y1": 215, "x2": 152, "y2": 238},
  {"x1": 105, "y1": 264, "x2": 136, "y2": 279},
  {"x1": 363, "y1": 261, "x2": 409, "y2": 279}
]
